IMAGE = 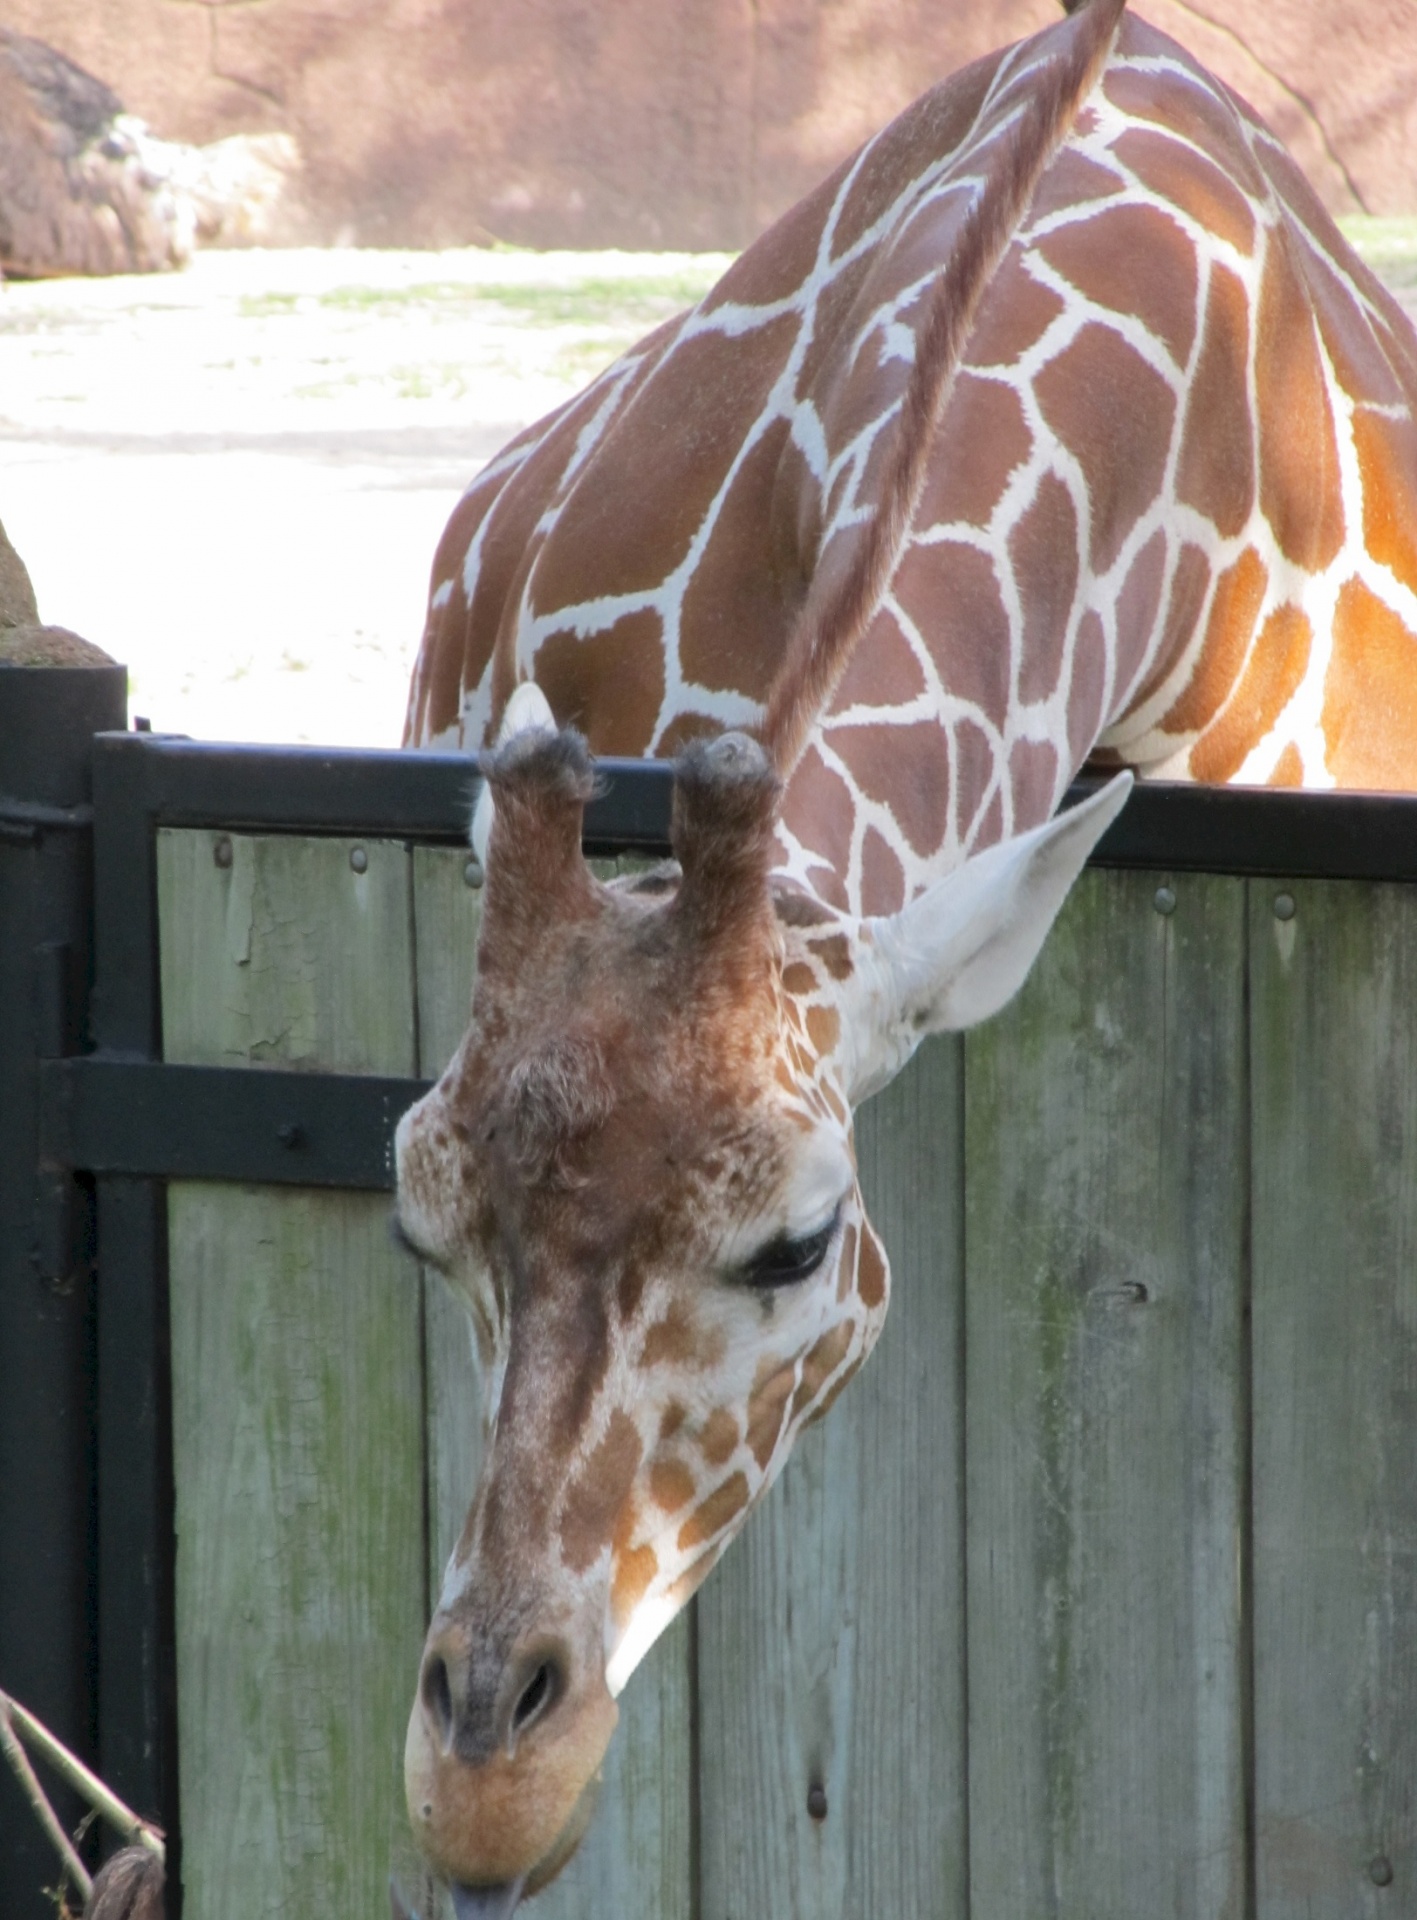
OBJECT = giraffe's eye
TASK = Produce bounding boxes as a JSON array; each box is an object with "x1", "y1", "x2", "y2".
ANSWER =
[{"x1": 738, "y1": 1209, "x2": 840, "y2": 1288}]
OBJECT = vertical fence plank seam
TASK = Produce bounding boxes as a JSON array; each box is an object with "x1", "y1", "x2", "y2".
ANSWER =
[
  {"x1": 689, "y1": 1597, "x2": 703, "y2": 1920},
  {"x1": 406, "y1": 844, "x2": 434, "y2": 1629},
  {"x1": 418, "y1": 1275, "x2": 433, "y2": 1628},
  {"x1": 405, "y1": 838, "x2": 424, "y2": 1092},
  {"x1": 1240, "y1": 878, "x2": 1257, "y2": 1920},
  {"x1": 957, "y1": 1037, "x2": 972, "y2": 1920}
]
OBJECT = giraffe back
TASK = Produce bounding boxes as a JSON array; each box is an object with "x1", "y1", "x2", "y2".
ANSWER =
[{"x1": 406, "y1": 5, "x2": 1417, "y2": 922}]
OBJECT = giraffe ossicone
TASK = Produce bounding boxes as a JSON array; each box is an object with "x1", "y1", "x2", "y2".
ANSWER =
[
  {"x1": 396, "y1": 0, "x2": 1417, "y2": 1900},
  {"x1": 470, "y1": 681, "x2": 556, "y2": 871}
]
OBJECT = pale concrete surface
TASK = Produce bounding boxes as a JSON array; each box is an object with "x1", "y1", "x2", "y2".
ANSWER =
[
  {"x1": 0, "y1": 231, "x2": 1411, "y2": 749},
  {"x1": 0, "y1": 248, "x2": 727, "y2": 744}
]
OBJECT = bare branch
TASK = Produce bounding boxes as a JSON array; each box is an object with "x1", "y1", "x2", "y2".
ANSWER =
[
  {"x1": 0, "y1": 1689, "x2": 165, "y2": 1861},
  {"x1": 0, "y1": 1696, "x2": 93, "y2": 1902}
]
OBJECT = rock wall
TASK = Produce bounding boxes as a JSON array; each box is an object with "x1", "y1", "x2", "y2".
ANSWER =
[
  {"x1": 6, "y1": 0, "x2": 1414, "y2": 251},
  {"x1": 0, "y1": 28, "x2": 295, "y2": 276}
]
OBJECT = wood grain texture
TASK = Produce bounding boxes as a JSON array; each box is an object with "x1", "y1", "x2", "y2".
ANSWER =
[
  {"x1": 167, "y1": 1187, "x2": 426, "y2": 1919},
  {"x1": 533, "y1": 1618, "x2": 695, "y2": 1920},
  {"x1": 697, "y1": 1035, "x2": 968, "y2": 1919},
  {"x1": 154, "y1": 824, "x2": 1417, "y2": 1917},
  {"x1": 412, "y1": 843, "x2": 484, "y2": 1083},
  {"x1": 1250, "y1": 881, "x2": 1417, "y2": 1918},
  {"x1": 158, "y1": 828, "x2": 417, "y2": 1076},
  {"x1": 964, "y1": 869, "x2": 1249, "y2": 1920},
  {"x1": 159, "y1": 829, "x2": 426, "y2": 1918},
  {"x1": 410, "y1": 845, "x2": 694, "y2": 1920},
  {"x1": 411, "y1": 845, "x2": 486, "y2": 1604}
]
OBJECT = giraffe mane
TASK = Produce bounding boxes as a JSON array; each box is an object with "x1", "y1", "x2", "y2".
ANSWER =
[{"x1": 757, "y1": 0, "x2": 1128, "y2": 777}]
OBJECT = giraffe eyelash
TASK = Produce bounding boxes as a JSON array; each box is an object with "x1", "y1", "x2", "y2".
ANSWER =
[{"x1": 735, "y1": 1204, "x2": 843, "y2": 1289}]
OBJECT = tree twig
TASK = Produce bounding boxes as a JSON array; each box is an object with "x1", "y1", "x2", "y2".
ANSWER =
[
  {"x1": 0, "y1": 1689, "x2": 165, "y2": 1866},
  {"x1": 0, "y1": 1698, "x2": 93, "y2": 1902}
]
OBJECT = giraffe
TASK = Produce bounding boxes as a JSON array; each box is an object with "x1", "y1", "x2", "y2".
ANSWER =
[{"x1": 394, "y1": 0, "x2": 1417, "y2": 1908}]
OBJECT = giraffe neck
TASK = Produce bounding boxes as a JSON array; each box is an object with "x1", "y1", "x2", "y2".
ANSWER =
[
  {"x1": 757, "y1": 0, "x2": 1127, "y2": 777},
  {"x1": 768, "y1": 11, "x2": 1417, "y2": 915}
]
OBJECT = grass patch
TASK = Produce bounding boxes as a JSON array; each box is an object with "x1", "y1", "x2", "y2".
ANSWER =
[
  {"x1": 229, "y1": 263, "x2": 729, "y2": 349},
  {"x1": 461, "y1": 272, "x2": 721, "y2": 325},
  {"x1": 238, "y1": 291, "x2": 306, "y2": 318},
  {"x1": 243, "y1": 266, "x2": 734, "y2": 388},
  {"x1": 291, "y1": 363, "x2": 475, "y2": 402},
  {"x1": 313, "y1": 284, "x2": 450, "y2": 313},
  {"x1": 310, "y1": 269, "x2": 724, "y2": 329},
  {"x1": 550, "y1": 338, "x2": 639, "y2": 385},
  {"x1": 291, "y1": 376, "x2": 359, "y2": 401},
  {"x1": 1340, "y1": 215, "x2": 1417, "y2": 289},
  {"x1": 391, "y1": 364, "x2": 470, "y2": 401}
]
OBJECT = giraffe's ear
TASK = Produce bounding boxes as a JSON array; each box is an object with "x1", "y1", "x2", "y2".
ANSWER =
[{"x1": 842, "y1": 773, "x2": 1132, "y2": 1103}]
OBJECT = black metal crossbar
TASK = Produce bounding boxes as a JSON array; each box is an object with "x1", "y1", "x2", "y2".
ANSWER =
[
  {"x1": 96, "y1": 732, "x2": 676, "y2": 843},
  {"x1": 85, "y1": 732, "x2": 678, "y2": 1063},
  {"x1": 1076, "y1": 776, "x2": 1417, "y2": 882},
  {"x1": 90, "y1": 728, "x2": 1417, "y2": 894},
  {"x1": 52, "y1": 733, "x2": 1417, "y2": 1197},
  {"x1": 40, "y1": 1059, "x2": 430, "y2": 1191}
]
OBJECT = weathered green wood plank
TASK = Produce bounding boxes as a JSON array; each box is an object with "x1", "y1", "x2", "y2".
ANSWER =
[
  {"x1": 410, "y1": 845, "x2": 694, "y2": 1920},
  {"x1": 530, "y1": 1616, "x2": 694, "y2": 1920},
  {"x1": 167, "y1": 1188, "x2": 426, "y2": 1918},
  {"x1": 698, "y1": 1035, "x2": 967, "y2": 1918},
  {"x1": 965, "y1": 869, "x2": 1248, "y2": 1919},
  {"x1": 411, "y1": 845, "x2": 487, "y2": 1602},
  {"x1": 1250, "y1": 880, "x2": 1417, "y2": 1917},
  {"x1": 159, "y1": 829, "x2": 425, "y2": 1919},
  {"x1": 159, "y1": 829, "x2": 418, "y2": 1075}
]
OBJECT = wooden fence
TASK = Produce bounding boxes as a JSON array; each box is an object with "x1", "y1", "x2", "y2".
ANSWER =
[{"x1": 151, "y1": 814, "x2": 1416, "y2": 1919}]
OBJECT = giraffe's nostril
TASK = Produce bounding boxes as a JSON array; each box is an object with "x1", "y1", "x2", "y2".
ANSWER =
[
  {"x1": 422, "y1": 1652, "x2": 454, "y2": 1747},
  {"x1": 511, "y1": 1657, "x2": 560, "y2": 1739}
]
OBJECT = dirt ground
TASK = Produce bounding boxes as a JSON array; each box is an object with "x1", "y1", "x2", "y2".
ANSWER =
[
  {"x1": 1, "y1": 226, "x2": 1413, "y2": 748},
  {"x1": 0, "y1": 247, "x2": 727, "y2": 744}
]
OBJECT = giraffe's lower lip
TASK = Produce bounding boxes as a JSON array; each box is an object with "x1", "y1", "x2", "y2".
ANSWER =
[
  {"x1": 450, "y1": 1879, "x2": 525, "y2": 1920},
  {"x1": 440, "y1": 1762, "x2": 601, "y2": 1914}
]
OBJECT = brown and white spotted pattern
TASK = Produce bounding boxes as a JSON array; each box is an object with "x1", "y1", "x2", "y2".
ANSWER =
[
  {"x1": 396, "y1": 2, "x2": 1417, "y2": 1909},
  {"x1": 407, "y1": 12, "x2": 1417, "y2": 919}
]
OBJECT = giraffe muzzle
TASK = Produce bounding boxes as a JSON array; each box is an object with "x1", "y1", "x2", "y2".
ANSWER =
[{"x1": 406, "y1": 1609, "x2": 618, "y2": 1893}]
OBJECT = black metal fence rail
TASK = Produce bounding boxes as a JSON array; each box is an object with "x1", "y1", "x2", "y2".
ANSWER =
[
  {"x1": 12, "y1": 715, "x2": 1417, "y2": 1915},
  {"x1": 65, "y1": 732, "x2": 1417, "y2": 1192}
]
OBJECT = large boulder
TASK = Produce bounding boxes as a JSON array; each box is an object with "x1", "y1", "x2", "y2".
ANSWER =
[
  {"x1": 0, "y1": 517, "x2": 40, "y2": 630},
  {"x1": 0, "y1": 516, "x2": 116, "y2": 666},
  {"x1": 0, "y1": 28, "x2": 295, "y2": 276}
]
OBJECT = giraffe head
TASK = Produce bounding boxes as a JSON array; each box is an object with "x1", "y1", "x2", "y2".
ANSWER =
[{"x1": 395, "y1": 715, "x2": 1128, "y2": 1910}]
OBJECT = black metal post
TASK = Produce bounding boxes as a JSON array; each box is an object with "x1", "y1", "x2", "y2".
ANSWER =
[
  {"x1": 87, "y1": 732, "x2": 181, "y2": 1905},
  {"x1": 0, "y1": 661, "x2": 125, "y2": 1919}
]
